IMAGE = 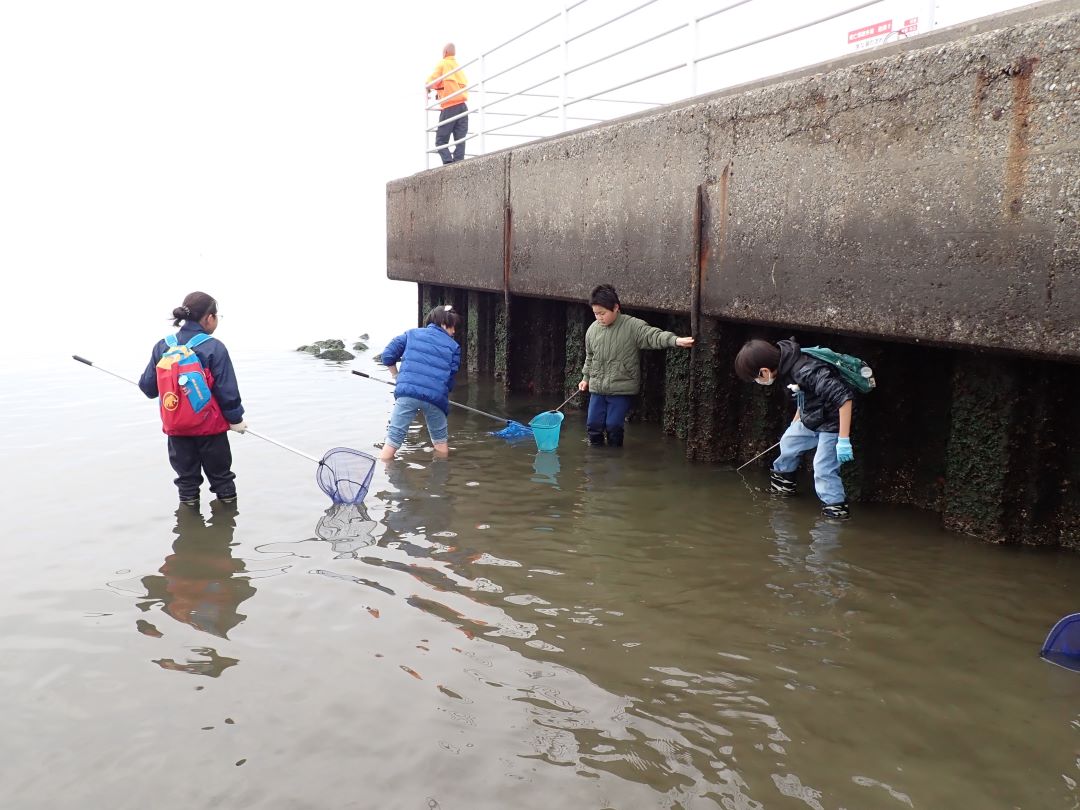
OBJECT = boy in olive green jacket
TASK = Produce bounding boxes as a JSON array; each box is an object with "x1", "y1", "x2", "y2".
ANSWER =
[{"x1": 578, "y1": 284, "x2": 694, "y2": 446}]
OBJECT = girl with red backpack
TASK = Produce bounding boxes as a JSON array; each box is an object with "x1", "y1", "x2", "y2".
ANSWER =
[{"x1": 138, "y1": 291, "x2": 247, "y2": 506}]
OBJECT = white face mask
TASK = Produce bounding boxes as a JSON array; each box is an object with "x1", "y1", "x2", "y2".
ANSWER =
[{"x1": 755, "y1": 371, "x2": 775, "y2": 386}]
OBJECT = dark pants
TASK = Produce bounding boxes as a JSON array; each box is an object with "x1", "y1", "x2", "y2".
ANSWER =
[
  {"x1": 167, "y1": 433, "x2": 236, "y2": 501},
  {"x1": 586, "y1": 394, "x2": 632, "y2": 447},
  {"x1": 436, "y1": 103, "x2": 468, "y2": 164}
]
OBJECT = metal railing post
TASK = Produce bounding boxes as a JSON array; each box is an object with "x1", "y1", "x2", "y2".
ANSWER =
[
  {"x1": 479, "y1": 53, "x2": 487, "y2": 156},
  {"x1": 924, "y1": 0, "x2": 937, "y2": 31},
  {"x1": 688, "y1": 12, "x2": 698, "y2": 97},
  {"x1": 559, "y1": 3, "x2": 569, "y2": 133}
]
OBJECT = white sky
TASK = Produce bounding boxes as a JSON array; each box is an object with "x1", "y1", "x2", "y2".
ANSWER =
[
  {"x1": 0, "y1": 0, "x2": 1034, "y2": 365},
  {"x1": 0, "y1": 0, "x2": 530, "y2": 362}
]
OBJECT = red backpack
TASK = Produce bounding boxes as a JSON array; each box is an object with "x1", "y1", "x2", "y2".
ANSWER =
[{"x1": 155, "y1": 333, "x2": 229, "y2": 436}]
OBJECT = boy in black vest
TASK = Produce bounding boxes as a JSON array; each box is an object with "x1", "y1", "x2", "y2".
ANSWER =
[{"x1": 735, "y1": 338, "x2": 856, "y2": 519}]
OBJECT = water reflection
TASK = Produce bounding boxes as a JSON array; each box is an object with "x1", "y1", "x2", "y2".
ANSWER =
[
  {"x1": 767, "y1": 500, "x2": 854, "y2": 604},
  {"x1": 135, "y1": 502, "x2": 254, "y2": 677},
  {"x1": 315, "y1": 502, "x2": 379, "y2": 559},
  {"x1": 531, "y1": 451, "x2": 560, "y2": 487},
  {"x1": 379, "y1": 458, "x2": 454, "y2": 558},
  {"x1": 375, "y1": 458, "x2": 506, "y2": 604}
]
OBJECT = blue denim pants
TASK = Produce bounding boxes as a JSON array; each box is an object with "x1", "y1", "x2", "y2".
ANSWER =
[
  {"x1": 586, "y1": 394, "x2": 632, "y2": 446},
  {"x1": 772, "y1": 419, "x2": 846, "y2": 505},
  {"x1": 385, "y1": 396, "x2": 449, "y2": 449}
]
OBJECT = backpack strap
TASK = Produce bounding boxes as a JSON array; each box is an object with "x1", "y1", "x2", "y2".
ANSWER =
[
  {"x1": 185, "y1": 333, "x2": 214, "y2": 350},
  {"x1": 165, "y1": 334, "x2": 178, "y2": 348}
]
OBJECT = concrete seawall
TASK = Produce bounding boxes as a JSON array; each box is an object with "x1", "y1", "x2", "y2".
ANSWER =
[{"x1": 389, "y1": 4, "x2": 1080, "y2": 548}]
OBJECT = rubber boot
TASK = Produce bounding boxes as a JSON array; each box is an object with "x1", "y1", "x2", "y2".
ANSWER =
[
  {"x1": 821, "y1": 501, "x2": 851, "y2": 520},
  {"x1": 768, "y1": 470, "x2": 797, "y2": 495}
]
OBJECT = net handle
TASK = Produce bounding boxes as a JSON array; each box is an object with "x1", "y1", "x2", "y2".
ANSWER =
[
  {"x1": 244, "y1": 429, "x2": 322, "y2": 464},
  {"x1": 73, "y1": 355, "x2": 323, "y2": 466},
  {"x1": 351, "y1": 370, "x2": 517, "y2": 426},
  {"x1": 550, "y1": 391, "x2": 578, "y2": 412},
  {"x1": 73, "y1": 354, "x2": 139, "y2": 387},
  {"x1": 737, "y1": 441, "x2": 781, "y2": 471}
]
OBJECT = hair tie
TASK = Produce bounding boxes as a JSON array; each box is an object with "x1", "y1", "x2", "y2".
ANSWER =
[
  {"x1": 444, "y1": 304, "x2": 453, "y2": 311},
  {"x1": 180, "y1": 305, "x2": 191, "y2": 317}
]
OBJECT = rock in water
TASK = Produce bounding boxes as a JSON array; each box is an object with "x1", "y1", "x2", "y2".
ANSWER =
[
  {"x1": 298, "y1": 338, "x2": 351, "y2": 360},
  {"x1": 352, "y1": 341, "x2": 369, "y2": 351},
  {"x1": 359, "y1": 333, "x2": 369, "y2": 341}
]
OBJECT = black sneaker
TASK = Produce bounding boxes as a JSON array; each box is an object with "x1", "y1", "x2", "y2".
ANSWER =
[
  {"x1": 768, "y1": 471, "x2": 797, "y2": 495},
  {"x1": 821, "y1": 502, "x2": 850, "y2": 520}
]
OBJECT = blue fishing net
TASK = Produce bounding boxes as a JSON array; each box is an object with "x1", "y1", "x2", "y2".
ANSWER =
[
  {"x1": 317, "y1": 448, "x2": 376, "y2": 504},
  {"x1": 1041, "y1": 613, "x2": 1080, "y2": 672},
  {"x1": 490, "y1": 420, "x2": 532, "y2": 440}
]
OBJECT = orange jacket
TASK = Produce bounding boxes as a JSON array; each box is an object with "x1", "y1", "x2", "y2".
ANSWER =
[{"x1": 427, "y1": 56, "x2": 468, "y2": 109}]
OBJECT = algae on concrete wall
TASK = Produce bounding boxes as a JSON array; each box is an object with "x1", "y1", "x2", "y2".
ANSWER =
[
  {"x1": 416, "y1": 283, "x2": 1078, "y2": 548},
  {"x1": 494, "y1": 299, "x2": 509, "y2": 384},
  {"x1": 661, "y1": 314, "x2": 692, "y2": 441},
  {"x1": 944, "y1": 356, "x2": 1018, "y2": 541},
  {"x1": 564, "y1": 307, "x2": 590, "y2": 410}
]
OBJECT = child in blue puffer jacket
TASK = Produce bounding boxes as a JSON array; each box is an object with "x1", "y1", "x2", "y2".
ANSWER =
[{"x1": 378, "y1": 305, "x2": 461, "y2": 461}]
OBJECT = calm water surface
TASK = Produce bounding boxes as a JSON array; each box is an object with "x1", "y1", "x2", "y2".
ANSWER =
[{"x1": 1, "y1": 344, "x2": 1077, "y2": 809}]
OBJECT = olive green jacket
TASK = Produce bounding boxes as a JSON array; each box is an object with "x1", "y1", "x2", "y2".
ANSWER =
[{"x1": 581, "y1": 314, "x2": 679, "y2": 395}]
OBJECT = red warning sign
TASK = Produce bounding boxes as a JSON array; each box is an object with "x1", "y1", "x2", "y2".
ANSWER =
[{"x1": 848, "y1": 19, "x2": 893, "y2": 44}]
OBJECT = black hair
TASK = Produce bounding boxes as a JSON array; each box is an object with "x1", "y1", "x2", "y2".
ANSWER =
[
  {"x1": 172, "y1": 291, "x2": 218, "y2": 327},
  {"x1": 734, "y1": 339, "x2": 781, "y2": 382},
  {"x1": 425, "y1": 304, "x2": 460, "y2": 331},
  {"x1": 589, "y1": 284, "x2": 620, "y2": 310}
]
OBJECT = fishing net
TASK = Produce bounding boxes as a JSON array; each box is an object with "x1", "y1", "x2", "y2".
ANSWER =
[
  {"x1": 490, "y1": 393, "x2": 575, "y2": 443},
  {"x1": 316, "y1": 448, "x2": 377, "y2": 504},
  {"x1": 490, "y1": 420, "x2": 532, "y2": 440},
  {"x1": 1040, "y1": 613, "x2": 1080, "y2": 672},
  {"x1": 528, "y1": 410, "x2": 564, "y2": 452}
]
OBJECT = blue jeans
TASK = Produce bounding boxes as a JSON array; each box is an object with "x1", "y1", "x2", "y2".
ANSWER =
[
  {"x1": 385, "y1": 396, "x2": 449, "y2": 448},
  {"x1": 772, "y1": 419, "x2": 845, "y2": 505},
  {"x1": 586, "y1": 394, "x2": 632, "y2": 446}
]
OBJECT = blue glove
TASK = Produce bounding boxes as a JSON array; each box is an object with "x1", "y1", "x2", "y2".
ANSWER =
[{"x1": 836, "y1": 437, "x2": 853, "y2": 464}]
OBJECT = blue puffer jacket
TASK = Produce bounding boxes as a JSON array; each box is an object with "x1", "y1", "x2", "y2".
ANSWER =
[{"x1": 380, "y1": 324, "x2": 461, "y2": 415}]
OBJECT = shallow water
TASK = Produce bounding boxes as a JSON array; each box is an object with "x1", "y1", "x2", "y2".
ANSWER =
[{"x1": 1, "y1": 346, "x2": 1078, "y2": 809}]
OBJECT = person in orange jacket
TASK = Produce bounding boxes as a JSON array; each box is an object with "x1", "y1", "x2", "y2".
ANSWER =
[{"x1": 426, "y1": 43, "x2": 469, "y2": 164}]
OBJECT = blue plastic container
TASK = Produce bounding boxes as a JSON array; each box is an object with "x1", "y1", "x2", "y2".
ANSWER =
[{"x1": 529, "y1": 411, "x2": 564, "y2": 452}]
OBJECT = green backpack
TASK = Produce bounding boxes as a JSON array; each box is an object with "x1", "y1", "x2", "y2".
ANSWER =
[{"x1": 801, "y1": 346, "x2": 876, "y2": 394}]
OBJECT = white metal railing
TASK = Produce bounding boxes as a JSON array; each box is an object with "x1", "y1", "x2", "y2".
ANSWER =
[{"x1": 424, "y1": 0, "x2": 1029, "y2": 168}]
